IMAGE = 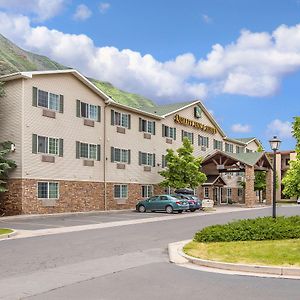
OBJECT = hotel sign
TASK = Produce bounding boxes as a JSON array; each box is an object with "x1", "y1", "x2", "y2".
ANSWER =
[{"x1": 174, "y1": 114, "x2": 217, "y2": 135}]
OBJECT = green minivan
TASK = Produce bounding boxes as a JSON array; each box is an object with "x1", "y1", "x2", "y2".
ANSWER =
[{"x1": 136, "y1": 194, "x2": 189, "y2": 214}]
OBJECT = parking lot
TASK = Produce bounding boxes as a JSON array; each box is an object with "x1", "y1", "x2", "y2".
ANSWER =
[{"x1": 0, "y1": 209, "x2": 194, "y2": 231}]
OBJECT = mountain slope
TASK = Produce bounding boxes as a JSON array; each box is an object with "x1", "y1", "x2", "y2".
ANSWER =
[{"x1": 0, "y1": 34, "x2": 155, "y2": 109}]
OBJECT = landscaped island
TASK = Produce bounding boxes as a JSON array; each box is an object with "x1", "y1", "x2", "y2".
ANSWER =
[
  {"x1": 184, "y1": 216, "x2": 300, "y2": 267},
  {"x1": 0, "y1": 228, "x2": 12, "y2": 236}
]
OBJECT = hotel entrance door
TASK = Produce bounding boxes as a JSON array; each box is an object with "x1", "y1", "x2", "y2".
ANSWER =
[{"x1": 213, "y1": 187, "x2": 227, "y2": 205}]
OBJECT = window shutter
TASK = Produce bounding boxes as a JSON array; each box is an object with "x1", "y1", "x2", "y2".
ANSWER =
[
  {"x1": 32, "y1": 134, "x2": 37, "y2": 154},
  {"x1": 97, "y1": 144, "x2": 101, "y2": 161},
  {"x1": 139, "y1": 118, "x2": 142, "y2": 132},
  {"x1": 59, "y1": 139, "x2": 64, "y2": 157},
  {"x1": 127, "y1": 149, "x2": 131, "y2": 164},
  {"x1": 111, "y1": 109, "x2": 115, "y2": 125},
  {"x1": 128, "y1": 114, "x2": 131, "y2": 129},
  {"x1": 181, "y1": 130, "x2": 184, "y2": 141},
  {"x1": 174, "y1": 128, "x2": 176, "y2": 140},
  {"x1": 206, "y1": 137, "x2": 209, "y2": 148},
  {"x1": 111, "y1": 147, "x2": 115, "y2": 162},
  {"x1": 162, "y1": 155, "x2": 165, "y2": 168},
  {"x1": 138, "y1": 151, "x2": 142, "y2": 165},
  {"x1": 162, "y1": 124, "x2": 165, "y2": 137},
  {"x1": 152, "y1": 122, "x2": 156, "y2": 135},
  {"x1": 59, "y1": 95, "x2": 64, "y2": 113},
  {"x1": 152, "y1": 154, "x2": 156, "y2": 167},
  {"x1": 198, "y1": 135, "x2": 201, "y2": 146},
  {"x1": 97, "y1": 106, "x2": 101, "y2": 122},
  {"x1": 32, "y1": 87, "x2": 38, "y2": 107},
  {"x1": 76, "y1": 141, "x2": 80, "y2": 159},
  {"x1": 76, "y1": 100, "x2": 80, "y2": 117},
  {"x1": 191, "y1": 133, "x2": 194, "y2": 144}
]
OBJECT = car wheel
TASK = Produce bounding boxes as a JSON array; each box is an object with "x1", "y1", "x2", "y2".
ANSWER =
[
  {"x1": 138, "y1": 205, "x2": 146, "y2": 213},
  {"x1": 190, "y1": 209, "x2": 196, "y2": 212},
  {"x1": 165, "y1": 205, "x2": 173, "y2": 214},
  {"x1": 178, "y1": 210, "x2": 183, "y2": 214}
]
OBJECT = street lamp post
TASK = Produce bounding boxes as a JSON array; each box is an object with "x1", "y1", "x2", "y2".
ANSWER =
[{"x1": 269, "y1": 136, "x2": 281, "y2": 218}]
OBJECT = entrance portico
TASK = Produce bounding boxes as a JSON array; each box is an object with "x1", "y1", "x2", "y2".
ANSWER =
[{"x1": 201, "y1": 151, "x2": 273, "y2": 207}]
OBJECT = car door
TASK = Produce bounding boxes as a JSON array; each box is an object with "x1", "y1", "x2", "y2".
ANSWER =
[
  {"x1": 147, "y1": 196, "x2": 159, "y2": 210},
  {"x1": 158, "y1": 195, "x2": 170, "y2": 210}
]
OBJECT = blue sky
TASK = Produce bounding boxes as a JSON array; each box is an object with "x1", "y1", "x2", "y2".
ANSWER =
[{"x1": 0, "y1": 0, "x2": 299, "y2": 150}]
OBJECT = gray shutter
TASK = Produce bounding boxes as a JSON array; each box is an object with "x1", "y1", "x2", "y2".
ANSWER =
[
  {"x1": 174, "y1": 128, "x2": 176, "y2": 140},
  {"x1": 162, "y1": 124, "x2": 165, "y2": 137},
  {"x1": 59, "y1": 95, "x2": 64, "y2": 113},
  {"x1": 138, "y1": 151, "x2": 142, "y2": 165},
  {"x1": 192, "y1": 133, "x2": 194, "y2": 144},
  {"x1": 128, "y1": 114, "x2": 131, "y2": 129},
  {"x1": 206, "y1": 137, "x2": 209, "y2": 148},
  {"x1": 32, "y1": 87, "x2": 38, "y2": 107},
  {"x1": 127, "y1": 149, "x2": 131, "y2": 164},
  {"x1": 111, "y1": 147, "x2": 115, "y2": 162},
  {"x1": 182, "y1": 130, "x2": 184, "y2": 141},
  {"x1": 152, "y1": 121, "x2": 156, "y2": 135},
  {"x1": 198, "y1": 135, "x2": 201, "y2": 146},
  {"x1": 59, "y1": 139, "x2": 63, "y2": 157},
  {"x1": 97, "y1": 106, "x2": 101, "y2": 122},
  {"x1": 152, "y1": 154, "x2": 156, "y2": 167},
  {"x1": 32, "y1": 134, "x2": 37, "y2": 154},
  {"x1": 111, "y1": 109, "x2": 115, "y2": 125},
  {"x1": 76, "y1": 100, "x2": 80, "y2": 117},
  {"x1": 97, "y1": 144, "x2": 101, "y2": 161},
  {"x1": 76, "y1": 141, "x2": 80, "y2": 159},
  {"x1": 139, "y1": 118, "x2": 142, "y2": 132}
]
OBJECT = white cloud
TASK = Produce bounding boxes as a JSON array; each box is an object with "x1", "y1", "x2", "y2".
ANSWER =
[
  {"x1": 231, "y1": 123, "x2": 251, "y2": 133},
  {"x1": 201, "y1": 14, "x2": 213, "y2": 24},
  {"x1": 267, "y1": 119, "x2": 293, "y2": 139},
  {"x1": 73, "y1": 4, "x2": 92, "y2": 21},
  {"x1": 3, "y1": 11, "x2": 300, "y2": 102},
  {"x1": 0, "y1": 0, "x2": 66, "y2": 21},
  {"x1": 99, "y1": 2, "x2": 110, "y2": 14}
]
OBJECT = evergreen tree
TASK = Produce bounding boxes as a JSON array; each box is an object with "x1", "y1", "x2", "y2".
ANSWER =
[{"x1": 0, "y1": 142, "x2": 16, "y2": 193}]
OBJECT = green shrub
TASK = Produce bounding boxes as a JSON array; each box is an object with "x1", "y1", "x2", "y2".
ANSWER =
[{"x1": 194, "y1": 216, "x2": 300, "y2": 243}]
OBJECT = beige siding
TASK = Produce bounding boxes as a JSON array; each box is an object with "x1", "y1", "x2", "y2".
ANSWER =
[
  {"x1": 0, "y1": 79, "x2": 23, "y2": 178},
  {"x1": 22, "y1": 74, "x2": 105, "y2": 181}
]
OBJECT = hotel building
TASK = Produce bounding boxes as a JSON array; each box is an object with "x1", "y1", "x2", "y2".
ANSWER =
[{"x1": 0, "y1": 70, "x2": 267, "y2": 215}]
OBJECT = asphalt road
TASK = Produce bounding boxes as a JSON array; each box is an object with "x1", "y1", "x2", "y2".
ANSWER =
[{"x1": 0, "y1": 206, "x2": 299, "y2": 300}]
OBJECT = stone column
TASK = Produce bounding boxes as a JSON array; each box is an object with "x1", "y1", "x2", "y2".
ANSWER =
[
  {"x1": 245, "y1": 166, "x2": 256, "y2": 207},
  {"x1": 266, "y1": 169, "x2": 273, "y2": 205}
]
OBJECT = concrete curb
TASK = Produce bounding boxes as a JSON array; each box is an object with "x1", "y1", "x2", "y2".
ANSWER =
[
  {"x1": 0, "y1": 229, "x2": 18, "y2": 240},
  {"x1": 168, "y1": 240, "x2": 300, "y2": 279}
]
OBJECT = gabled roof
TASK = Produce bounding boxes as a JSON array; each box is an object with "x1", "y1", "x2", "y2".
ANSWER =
[{"x1": 203, "y1": 175, "x2": 226, "y2": 186}]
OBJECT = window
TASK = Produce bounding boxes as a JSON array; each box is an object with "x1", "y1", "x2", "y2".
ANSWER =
[
  {"x1": 246, "y1": 148, "x2": 253, "y2": 153},
  {"x1": 139, "y1": 118, "x2": 155, "y2": 134},
  {"x1": 114, "y1": 184, "x2": 128, "y2": 198},
  {"x1": 162, "y1": 155, "x2": 167, "y2": 168},
  {"x1": 38, "y1": 182, "x2": 59, "y2": 199},
  {"x1": 77, "y1": 100, "x2": 100, "y2": 121},
  {"x1": 238, "y1": 188, "x2": 243, "y2": 197},
  {"x1": 37, "y1": 136, "x2": 59, "y2": 155},
  {"x1": 182, "y1": 130, "x2": 194, "y2": 144},
  {"x1": 204, "y1": 187, "x2": 209, "y2": 198},
  {"x1": 226, "y1": 188, "x2": 232, "y2": 200},
  {"x1": 37, "y1": 89, "x2": 61, "y2": 112},
  {"x1": 285, "y1": 158, "x2": 290, "y2": 166},
  {"x1": 111, "y1": 110, "x2": 131, "y2": 128},
  {"x1": 236, "y1": 146, "x2": 244, "y2": 153},
  {"x1": 111, "y1": 147, "x2": 130, "y2": 163},
  {"x1": 164, "y1": 187, "x2": 173, "y2": 194},
  {"x1": 142, "y1": 185, "x2": 153, "y2": 198},
  {"x1": 198, "y1": 135, "x2": 209, "y2": 148},
  {"x1": 162, "y1": 125, "x2": 176, "y2": 139},
  {"x1": 77, "y1": 142, "x2": 100, "y2": 160},
  {"x1": 139, "y1": 152, "x2": 155, "y2": 167},
  {"x1": 225, "y1": 143, "x2": 233, "y2": 153},
  {"x1": 213, "y1": 139, "x2": 223, "y2": 150}
]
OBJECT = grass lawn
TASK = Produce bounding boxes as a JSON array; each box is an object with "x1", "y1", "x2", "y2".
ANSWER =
[
  {"x1": 0, "y1": 228, "x2": 13, "y2": 236},
  {"x1": 184, "y1": 239, "x2": 300, "y2": 267}
]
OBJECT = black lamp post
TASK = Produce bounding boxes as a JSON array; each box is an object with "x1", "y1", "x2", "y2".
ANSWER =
[{"x1": 269, "y1": 136, "x2": 281, "y2": 218}]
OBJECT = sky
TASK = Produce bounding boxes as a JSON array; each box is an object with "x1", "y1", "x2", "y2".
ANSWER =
[{"x1": 0, "y1": 0, "x2": 299, "y2": 150}]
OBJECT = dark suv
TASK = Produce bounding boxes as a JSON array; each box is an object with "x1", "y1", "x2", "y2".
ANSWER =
[{"x1": 172, "y1": 189, "x2": 202, "y2": 212}]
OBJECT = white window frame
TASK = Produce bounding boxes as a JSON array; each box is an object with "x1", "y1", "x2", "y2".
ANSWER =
[
  {"x1": 37, "y1": 89, "x2": 60, "y2": 112},
  {"x1": 199, "y1": 135, "x2": 209, "y2": 148},
  {"x1": 164, "y1": 125, "x2": 176, "y2": 139},
  {"x1": 204, "y1": 187, "x2": 209, "y2": 198},
  {"x1": 214, "y1": 139, "x2": 223, "y2": 150},
  {"x1": 226, "y1": 188, "x2": 232, "y2": 200},
  {"x1": 80, "y1": 102, "x2": 98, "y2": 121},
  {"x1": 225, "y1": 143, "x2": 233, "y2": 153},
  {"x1": 114, "y1": 111, "x2": 129, "y2": 128},
  {"x1": 141, "y1": 152, "x2": 154, "y2": 166},
  {"x1": 37, "y1": 182, "x2": 59, "y2": 199},
  {"x1": 114, "y1": 184, "x2": 128, "y2": 199},
  {"x1": 37, "y1": 135, "x2": 59, "y2": 156},
  {"x1": 80, "y1": 142, "x2": 98, "y2": 160},
  {"x1": 141, "y1": 185, "x2": 153, "y2": 198},
  {"x1": 114, "y1": 148, "x2": 129, "y2": 163},
  {"x1": 141, "y1": 119, "x2": 155, "y2": 134},
  {"x1": 183, "y1": 131, "x2": 193, "y2": 143}
]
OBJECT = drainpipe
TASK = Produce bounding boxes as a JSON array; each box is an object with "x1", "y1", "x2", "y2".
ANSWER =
[{"x1": 103, "y1": 103, "x2": 107, "y2": 211}]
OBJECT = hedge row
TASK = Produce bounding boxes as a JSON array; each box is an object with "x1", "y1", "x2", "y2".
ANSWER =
[{"x1": 194, "y1": 216, "x2": 300, "y2": 243}]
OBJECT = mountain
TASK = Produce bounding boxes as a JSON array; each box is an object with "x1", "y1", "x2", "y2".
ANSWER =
[{"x1": 0, "y1": 34, "x2": 155, "y2": 109}]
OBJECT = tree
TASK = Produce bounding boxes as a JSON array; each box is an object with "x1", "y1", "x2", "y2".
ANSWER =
[
  {"x1": 282, "y1": 116, "x2": 300, "y2": 199},
  {"x1": 0, "y1": 142, "x2": 16, "y2": 193},
  {"x1": 159, "y1": 137, "x2": 207, "y2": 189},
  {"x1": 254, "y1": 145, "x2": 266, "y2": 202}
]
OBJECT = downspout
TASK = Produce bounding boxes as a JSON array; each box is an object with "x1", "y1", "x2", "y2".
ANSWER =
[{"x1": 104, "y1": 103, "x2": 107, "y2": 211}]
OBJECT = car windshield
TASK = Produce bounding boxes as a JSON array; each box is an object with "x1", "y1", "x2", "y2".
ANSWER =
[{"x1": 171, "y1": 194, "x2": 181, "y2": 199}]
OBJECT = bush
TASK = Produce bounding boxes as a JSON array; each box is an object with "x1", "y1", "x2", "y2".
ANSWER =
[{"x1": 194, "y1": 216, "x2": 300, "y2": 243}]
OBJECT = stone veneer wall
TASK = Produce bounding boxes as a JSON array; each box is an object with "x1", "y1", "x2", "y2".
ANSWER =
[{"x1": 0, "y1": 179, "x2": 23, "y2": 215}]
